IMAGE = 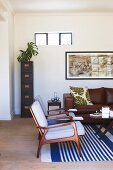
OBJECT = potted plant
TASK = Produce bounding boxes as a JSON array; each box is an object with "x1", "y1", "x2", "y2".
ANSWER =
[{"x1": 17, "y1": 42, "x2": 38, "y2": 62}]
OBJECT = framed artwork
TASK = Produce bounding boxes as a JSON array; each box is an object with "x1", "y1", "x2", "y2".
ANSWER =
[{"x1": 65, "y1": 51, "x2": 113, "y2": 79}]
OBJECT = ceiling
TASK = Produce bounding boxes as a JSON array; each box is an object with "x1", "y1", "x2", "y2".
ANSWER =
[{"x1": 7, "y1": 0, "x2": 113, "y2": 13}]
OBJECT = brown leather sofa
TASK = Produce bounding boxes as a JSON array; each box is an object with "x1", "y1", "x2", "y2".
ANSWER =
[{"x1": 63, "y1": 87, "x2": 113, "y2": 123}]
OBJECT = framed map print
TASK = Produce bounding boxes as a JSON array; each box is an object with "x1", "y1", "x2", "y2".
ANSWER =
[{"x1": 65, "y1": 51, "x2": 113, "y2": 79}]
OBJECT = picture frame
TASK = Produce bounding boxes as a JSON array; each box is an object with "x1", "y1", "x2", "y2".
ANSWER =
[{"x1": 65, "y1": 51, "x2": 113, "y2": 80}]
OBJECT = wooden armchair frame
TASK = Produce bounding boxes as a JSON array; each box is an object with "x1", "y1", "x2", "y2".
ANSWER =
[{"x1": 30, "y1": 105, "x2": 81, "y2": 158}]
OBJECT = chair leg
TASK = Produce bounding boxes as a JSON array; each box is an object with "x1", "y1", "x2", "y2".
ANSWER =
[
  {"x1": 73, "y1": 124, "x2": 81, "y2": 156},
  {"x1": 37, "y1": 140, "x2": 42, "y2": 158},
  {"x1": 37, "y1": 134, "x2": 43, "y2": 158},
  {"x1": 76, "y1": 137, "x2": 81, "y2": 156},
  {"x1": 38, "y1": 132, "x2": 41, "y2": 140}
]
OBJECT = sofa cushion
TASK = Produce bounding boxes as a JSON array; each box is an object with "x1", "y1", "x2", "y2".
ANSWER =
[
  {"x1": 70, "y1": 86, "x2": 93, "y2": 106},
  {"x1": 75, "y1": 104, "x2": 102, "y2": 114},
  {"x1": 88, "y1": 87, "x2": 105, "y2": 104},
  {"x1": 105, "y1": 88, "x2": 113, "y2": 104}
]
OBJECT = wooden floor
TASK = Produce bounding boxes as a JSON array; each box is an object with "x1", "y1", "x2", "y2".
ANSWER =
[{"x1": 0, "y1": 117, "x2": 113, "y2": 170}]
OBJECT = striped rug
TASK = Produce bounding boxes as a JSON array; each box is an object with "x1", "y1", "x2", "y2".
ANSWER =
[{"x1": 41, "y1": 125, "x2": 113, "y2": 162}]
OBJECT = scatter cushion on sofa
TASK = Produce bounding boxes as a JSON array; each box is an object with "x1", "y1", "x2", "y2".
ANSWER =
[{"x1": 70, "y1": 86, "x2": 93, "y2": 106}]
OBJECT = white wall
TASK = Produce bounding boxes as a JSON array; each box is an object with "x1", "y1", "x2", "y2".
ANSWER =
[
  {"x1": 0, "y1": 20, "x2": 11, "y2": 119},
  {"x1": 8, "y1": 11, "x2": 14, "y2": 117},
  {"x1": 14, "y1": 13, "x2": 113, "y2": 114},
  {"x1": 0, "y1": 9, "x2": 14, "y2": 120}
]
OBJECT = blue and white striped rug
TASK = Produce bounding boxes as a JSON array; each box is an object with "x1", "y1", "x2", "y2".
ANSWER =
[{"x1": 41, "y1": 125, "x2": 113, "y2": 162}]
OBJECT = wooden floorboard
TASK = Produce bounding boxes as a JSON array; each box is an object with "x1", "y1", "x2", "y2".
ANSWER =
[{"x1": 0, "y1": 118, "x2": 113, "y2": 170}]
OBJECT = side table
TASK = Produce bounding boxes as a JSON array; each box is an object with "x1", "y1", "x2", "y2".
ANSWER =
[{"x1": 47, "y1": 100, "x2": 61, "y2": 113}]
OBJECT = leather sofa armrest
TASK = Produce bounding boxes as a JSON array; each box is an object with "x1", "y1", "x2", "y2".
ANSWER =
[{"x1": 63, "y1": 93, "x2": 74, "y2": 110}]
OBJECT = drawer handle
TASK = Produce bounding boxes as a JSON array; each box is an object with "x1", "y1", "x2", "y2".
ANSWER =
[
  {"x1": 24, "y1": 74, "x2": 30, "y2": 78},
  {"x1": 24, "y1": 106, "x2": 29, "y2": 109},
  {"x1": 24, "y1": 64, "x2": 29, "y2": 67},
  {"x1": 24, "y1": 85, "x2": 29, "y2": 88},
  {"x1": 24, "y1": 96, "x2": 30, "y2": 99}
]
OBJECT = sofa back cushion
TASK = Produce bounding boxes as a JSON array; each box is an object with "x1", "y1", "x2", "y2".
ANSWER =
[
  {"x1": 88, "y1": 87, "x2": 105, "y2": 104},
  {"x1": 105, "y1": 88, "x2": 113, "y2": 105}
]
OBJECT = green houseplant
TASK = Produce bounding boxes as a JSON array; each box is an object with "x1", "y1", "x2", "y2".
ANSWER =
[{"x1": 17, "y1": 42, "x2": 38, "y2": 63}]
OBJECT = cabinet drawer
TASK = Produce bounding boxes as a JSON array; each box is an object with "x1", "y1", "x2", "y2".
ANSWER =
[
  {"x1": 21, "y1": 62, "x2": 33, "y2": 72},
  {"x1": 21, "y1": 73, "x2": 33, "y2": 83},
  {"x1": 21, "y1": 95, "x2": 33, "y2": 104},
  {"x1": 21, "y1": 105, "x2": 32, "y2": 118},
  {"x1": 21, "y1": 84, "x2": 33, "y2": 94}
]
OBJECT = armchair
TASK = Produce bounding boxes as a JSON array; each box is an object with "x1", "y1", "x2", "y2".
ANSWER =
[{"x1": 30, "y1": 100, "x2": 82, "y2": 158}]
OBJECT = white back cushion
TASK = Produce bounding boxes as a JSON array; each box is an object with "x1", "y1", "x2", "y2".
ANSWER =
[
  {"x1": 34, "y1": 95, "x2": 47, "y2": 115},
  {"x1": 31, "y1": 101, "x2": 48, "y2": 127}
]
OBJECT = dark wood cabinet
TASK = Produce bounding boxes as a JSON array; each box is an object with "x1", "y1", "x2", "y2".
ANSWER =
[{"x1": 21, "y1": 61, "x2": 33, "y2": 117}]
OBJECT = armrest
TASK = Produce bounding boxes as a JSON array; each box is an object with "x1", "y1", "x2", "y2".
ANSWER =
[
  {"x1": 47, "y1": 121, "x2": 75, "y2": 129},
  {"x1": 46, "y1": 111, "x2": 70, "y2": 117},
  {"x1": 47, "y1": 115, "x2": 73, "y2": 121},
  {"x1": 63, "y1": 93, "x2": 74, "y2": 110}
]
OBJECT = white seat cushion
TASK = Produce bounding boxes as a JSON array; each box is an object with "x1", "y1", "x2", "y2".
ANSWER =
[
  {"x1": 75, "y1": 121, "x2": 85, "y2": 136},
  {"x1": 45, "y1": 121, "x2": 85, "y2": 140},
  {"x1": 31, "y1": 101, "x2": 48, "y2": 127},
  {"x1": 45, "y1": 124, "x2": 74, "y2": 140}
]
